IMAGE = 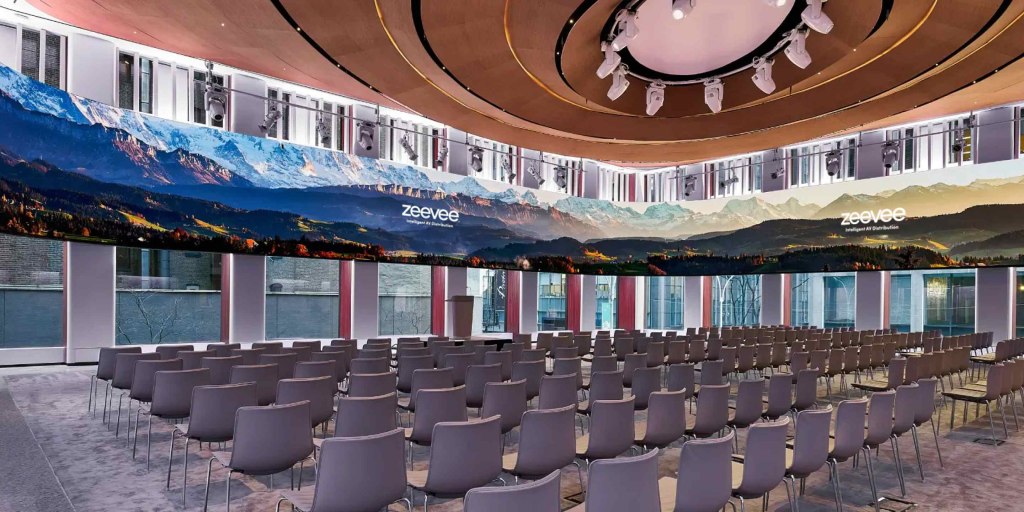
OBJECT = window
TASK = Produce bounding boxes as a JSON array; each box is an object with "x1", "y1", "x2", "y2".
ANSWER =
[
  {"x1": 0, "y1": 234, "x2": 63, "y2": 348},
  {"x1": 538, "y1": 273, "x2": 567, "y2": 331},
  {"x1": 43, "y1": 33, "x2": 63, "y2": 88},
  {"x1": 193, "y1": 70, "x2": 225, "y2": 128},
  {"x1": 265, "y1": 257, "x2": 339, "y2": 339},
  {"x1": 595, "y1": 275, "x2": 617, "y2": 329},
  {"x1": 598, "y1": 167, "x2": 632, "y2": 202},
  {"x1": 378, "y1": 263, "x2": 432, "y2": 336},
  {"x1": 379, "y1": 111, "x2": 439, "y2": 167},
  {"x1": 890, "y1": 273, "x2": 912, "y2": 333},
  {"x1": 787, "y1": 138, "x2": 857, "y2": 187},
  {"x1": 923, "y1": 271, "x2": 975, "y2": 335},
  {"x1": 336, "y1": 104, "x2": 349, "y2": 152},
  {"x1": 823, "y1": 274, "x2": 855, "y2": 329},
  {"x1": 139, "y1": 58, "x2": 154, "y2": 114},
  {"x1": 707, "y1": 155, "x2": 764, "y2": 198},
  {"x1": 19, "y1": 28, "x2": 39, "y2": 81},
  {"x1": 117, "y1": 52, "x2": 135, "y2": 110},
  {"x1": 468, "y1": 268, "x2": 507, "y2": 333},
  {"x1": 790, "y1": 273, "x2": 813, "y2": 327},
  {"x1": 539, "y1": 154, "x2": 582, "y2": 196},
  {"x1": 886, "y1": 117, "x2": 974, "y2": 174},
  {"x1": 645, "y1": 276, "x2": 683, "y2": 329},
  {"x1": 317, "y1": 102, "x2": 335, "y2": 149},
  {"x1": 711, "y1": 275, "x2": 761, "y2": 327},
  {"x1": 115, "y1": 248, "x2": 222, "y2": 345}
]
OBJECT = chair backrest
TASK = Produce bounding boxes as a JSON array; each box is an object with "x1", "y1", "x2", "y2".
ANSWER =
[
  {"x1": 112, "y1": 352, "x2": 162, "y2": 389},
  {"x1": 155, "y1": 344, "x2": 194, "y2": 360},
  {"x1": 251, "y1": 341, "x2": 283, "y2": 354},
  {"x1": 552, "y1": 357, "x2": 583, "y2": 389},
  {"x1": 276, "y1": 376, "x2": 335, "y2": 427},
  {"x1": 666, "y1": 363, "x2": 695, "y2": 400},
  {"x1": 96, "y1": 346, "x2": 142, "y2": 381},
  {"x1": 793, "y1": 369, "x2": 818, "y2": 411},
  {"x1": 789, "y1": 407, "x2": 832, "y2": 477},
  {"x1": 466, "y1": 363, "x2": 503, "y2": 408},
  {"x1": 520, "y1": 349, "x2": 547, "y2": 363},
  {"x1": 730, "y1": 378, "x2": 765, "y2": 428},
  {"x1": 865, "y1": 390, "x2": 896, "y2": 447},
  {"x1": 187, "y1": 382, "x2": 258, "y2": 442},
  {"x1": 130, "y1": 358, "x2": 183, "y2": 402},
  {"x1": 484, "y1": 350, "x2": 514, "y2": 380},
  {"x1": 229, "y1": 364, "x2": 279, "y2": 406},
  {"x1": 646, "y1": 342, "x2": 665, "y2": 367},
  {"x1": 764, "y1": 373, "x2": 793, "y2": 419},
  {"x1": 179, "y1": 350, "x2": 216, "y2": 371},
  {"x1": 397, "y1": 354, "x2": 435, "y2": 393},
  {"x1": 581, "y1": 397, "x2": 636, "y2": 460},
  {"x1": 409, "y1": 368, "x2": 455, "y2": 409},
  {"x1": 691, "y1": 383, "x2": 730, "y2": 437},
  {"x1": 831, "y1": 398, "x2": 868, "y2": 460},
  {"x1": 985, "y1": 364, "x2": 1007, "y2": 401},
  {"x1": 408, "y1": 386, "x2": 469, "y2": 445},
  {"x1": 589, "y1": 370, "x2": 624, "y2": 405},
  {"x1": 735, "y1": 417, "x2": 790, "y2": 498},
  {"x1": 480, "y1": 379, "x2": 528, "y2": 434},
  {"x1": 347, "y1": 372, "x2": 396, "y2": 398},
  {"x1": 230, "y1": 348, "x2": 264, "y2": 366},
  {"x1": 229, "y1": 401, "x2": 314, "y2": 474},
  {"x1": 592, "y1": 337, "x2": 613, "y2": 358},
  {"x1": 259, "y1": 353, "x2": 299, "y2": 380},
  {"x1": 335, "y1": 392, "x2": 398, "y2": 438},
  {"x1": 350, "y1": 357, "x2": 390, "y2": 375},
  {"x1": 640, "y1": 390, "x2": 687, "y2": 448},
  {"x1": 150, "y1": 368, "x2": 210, "y2": 418},
  {"x1": 310, "y1": 352, "x2": 347, "y2": 384},
  {"x1": 464, "y1": 469, "x2": 561, "y2": 512},
  {"x1": 310, "y1": 429, "x2": 408, "y2": 512},
  {"x1": 591, "y1": 355, "x2": 618, "y2": 374},
  {"x1": 582, "y1": 448, "x2": 660, "y2": 512},
  {"x1": 699, "y1": 360, "x2": 724, "y2": 386},
  {"x1": 631, "y1": 366, "x2": 662, "y2": 410},
  {"x1": 209, "y1": 343, "x2": 241, "y2": 358},
  {"x1": 513, "y1": 404, "x2": 577, "y2": 478},
  {"x1": 423, "y1": 416, "x2": 503, "y2": 495},
  {"x1": 886, "y1": 357, "x2": 907, "y2": 389},
  {"x1": 537, "y1": 374, "x2": 579, "y2": 410},
  {"x1": 443, "y1": 351, "x2": 476, "y2": 387},
  {"x1": 912, "y1": 377, "x2": 939, "y2": 425},
  {"x1": 292, "y1": 340, "x2": 321, "y2": 352},
  {"x1": 893, "y1": 383, "x2": 919, "y2": 436},
  {"x1": 294, "y1": 361, "x2": 334, "y2": 380},
  {"x1": 675, "y1": 432, "x2": 734, "y2": 512}
]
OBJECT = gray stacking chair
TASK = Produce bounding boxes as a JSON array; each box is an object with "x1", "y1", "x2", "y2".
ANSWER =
[
  {"x1": 792, "y1": 368, "x2": 819, "y2": 413},
  {"x1": 260, "y1": 353, "x2": 300, "y2": 380},
  {"x1": 350, "y1": 357, "x2": 390, "y2": 375},
  {"x1": 912, "y1": 377, "x2": 943, "y2": 476},
  {"x1": 485, "y1": 350, "x2": 515, "y2": 381},
  {"x1": 292, "y1": 340, "x2": 321, "y2": 352},
  {"x1": 347, "y1": 372, "x2": 396, "y2": 398},
  {"x1": 686, "y1": 383, "x2": 729, "y2": 439},
  {"x1": 444, "y1": 352, "x2": 476, "y2": 387},
  {"x1": 203, "y1": 401, "x2": 316, "y2": 512},
  {"x1": 699, "y1": 360, "x2": 724, "y2": 387},
  {"x1": 480, "y1": 379, "x2": 528, "y2": 435},
  {"x1": 786, "y1": 407, "x2": 833, "y2": 510},
  {"x1": 156, "y1": 344, "x2": 194, "y2": 360},
  {"x1": 111, "y1": 352, "x2": 162, "y2": 435},
  {"x1": 521, "y1": 348, "x2": 547, "y2": 363},
  {"x1": 728, "y1": 379, "x2": 765, "y2": 441},
  {"x1": 282, "y1": 345, "x2": 312, "y2": 363},
  {"x1": 666, "y1": 363, "x2": 696, "y2": 405},
  {"x1": 397, "y1": 354, "x2": 435, "y2": 394},
  {"x1": 503, "y1": 404, "x2": 578, "y2": 484},
  {"x1": 585, "y1": 356, "x2": 618, "y2": 389},
  {"x1": 397, "y1": 368, "x2": 454, "y2": 413},
  {"x1": 168, "y1": 382, "x2": 257, "y2": 506},
  {"x1": 277, "y1": 376, "x2": 336, "y2": 434},
  {"x1": 330, "y1": 392, "x2": 398, "y2": 439},
  {"x1": 137, "y1": 368, "x2": 210, "y2": 469},
  {"x1": 127, "y1": 358, "x2": 183, "y2": 447},
  {"x1": 826, "y1": 398, "x2": 868, "y2": 512},
  {"x1": 230, "y1": 364, "x2": 279, "y2": 406},
  {"x1": 575, "y1": 397, "x2": 636, "y2": 471},
  {"x1": 538, "y1": 374, "x2": 580, "y2": 410},
  {"x1": 404, "y1": 386, "x2": 468, "y2": 451},
  {"x1": 732, "y1": 417, "x2": 794, "y2": 512},
  {"x1": 464, "y1": 469, "x2": 561, "y2": 512},
  {"x1": 407, "y1": 416, "x2": 503, "y2": 510},
  {"x1": 622, "y1": 353, "x2": 647, "y2": 388},
  {"x1": 90, "y1": 346, "x2": 141, "y2": 420},
  {"x1": 630, "y1": 366, "x2": 662, "y2": 411},
  {"x1": 891, "y1": 383, "x2": 918, "y2": 491},
  {"x1": 209, "y1": 343, "x2": 241, "y2": 358},
  {"x1": 569, "y1": 448, "x2": 660, "y2": 511},
  {"x1": 180, "y1": 350, "x2": 216, "y2": 371},
  {"x1": 293, "y1": 361, "x2": 334, "y2": 379},
  {"x1": 252, "y1": 341, "x2": 284, "y2": 354},
  {"x1": 763, "y1": 372, "x2": 793, "y2": 421},
  {"x1": 502, "y1": 341, "x2": 526, "y2": 362},
  {"x1": 513, "y1": 360, "x2": 546, "y2": 401},
  {"x1": 552, "y1": 357, "x2": 584, "y2": 391},
  {"x1": 580, "y1": 370, "x2": 624, "y2": 417},
  {"x1": 309, "y1": 352, "x2": 347, "y2": 389},
  {"x1": 230, "y1": 348, "x2": 264, "y2": 366},
  {"x1": 862, "y1": 391, "x2": 897, "y2": 510},
  {"x1": 658, "y1": 432, "x2": 734, "y2": 512},
  {"x1": 635, "y1": 390, "x2": 687, "y2": 451},
  {"x1": 201, "y1": 355, "x2": 243, "y2": 386},
  {"x1": 646, "y1": 341, "x2": 665, "y2": 368},
  {"x1": 277, "y1": 428, "x2": 411, "y2": 512},
  {"x1": 466, "y1": 363, "x2": 503, "y2": 409}
]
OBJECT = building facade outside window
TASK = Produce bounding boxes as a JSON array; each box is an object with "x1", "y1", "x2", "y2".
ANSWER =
[
  {"x1": 595, "y1": 275, "x2": 617, "y2": 330},
  {"x1": 890, "y1": 273, "x2": 912, "y2": 332},
  {"x1": 645, "y1": 276, "x2": 683, "y2": 330},
  {"x1": 711, "y1": 275, "x2": 761, "y2": 327},
  {"x1": 790, "y1": 273, "x2": 813, "y2": 327},
  {"x1": 265, "y1": 256, "x2": 339, "y2": 339},
  {"x1": 0, "y1": 234, "x2": 63, "y2": 348},
  {"x1": 115, "y1": 248, "x2": 221, "y2": 344},
  {"x1": 538, "y1": 273, "x2": 567, "y2": 331},
  {"x1": 468, "y1": 268, "x2": 507, "y2": 333},
  {"x1": 823, "y1": 274, "x2": 856, "y2": 329},
  {"x1": 378, "y1": 263, "x2": 432, "y2": 336},
  {"x1": 924, "y1": 271, "x2": 975, "y2": 335}
]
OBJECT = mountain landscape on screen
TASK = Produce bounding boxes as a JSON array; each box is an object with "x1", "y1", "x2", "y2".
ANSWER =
[{"x1": 0, "y1": 64, "x2": 1022, "y2": 275}]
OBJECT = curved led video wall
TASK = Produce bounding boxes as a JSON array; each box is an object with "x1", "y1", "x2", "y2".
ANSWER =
[{"x1": 1, "y1": 64, "x2": 1023, "y2": 276}]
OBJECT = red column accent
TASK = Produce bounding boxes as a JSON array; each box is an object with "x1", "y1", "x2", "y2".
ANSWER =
[
  {"x1": 782, "y1": 274, "x2": 792, "y2": 326},
  {"x1": 617, "y1": 276, "x2": 637, "y2": 331},
  {"x1": 339, "y1": 260, "x2": 353, "y2": 339},
  {"x1": 702, "y1": 276, "x2": 713, "y2": 328},
  {"x1": 567, "y1": 274, "x2": 582, "y2": 333},
  {"x1": 431, "y1": 266, "x2": 447, "y2": 336},
  {"x1": 628, "y1": 175, "x2": 637, "y2": 202},
  {"x1": 506, "y1": 270, "x2": 521, "y2": 335},
  {"x1": 219, "y1": 255, "x2": 232, "y2": 342}
]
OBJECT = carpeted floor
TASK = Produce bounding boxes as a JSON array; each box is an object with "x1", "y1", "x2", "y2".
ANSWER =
[{"x1": 0, "y1": 365, "x2": 1020, "y2": 511}]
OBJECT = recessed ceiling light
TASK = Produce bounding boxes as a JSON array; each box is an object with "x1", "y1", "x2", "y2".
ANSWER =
[{"x1": 220, "y1": 23, "x2": 225, "y2": 27}]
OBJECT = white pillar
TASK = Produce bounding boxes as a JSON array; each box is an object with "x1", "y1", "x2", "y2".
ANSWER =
[
  {"x1": 634, "y1": 276, "x2": 646, "y2": 330},
  {"x1": 855, "y1": 271, "x2": 886, "y2": 330},
  {"x1": 761, "y1": 274, "x2": 785, "y2": 325},
  {"x1": 520, "y1": 272, "x2": 539, "y2": 334},
  {"x1": 810, "y1": 274, "x2": 825, "y2": 329},
  {"x1": 910, "y1": 272, "x2": 925, "y2": 332},
  {"x1": 976, "y1": 267, "x2": 1014, "y2": 342},
  {"x1": 227, "y1": 254, "x2": 266, "y2": 343},
  {"x1": 65, "y1": 242, "x2": 116, "y2": 364},
  {"x1": 580, "y1": 275, "x2": 597, "y2": 332},
  {"x1": 351, "y1": 261, "x2": 379, "y2": 340},
  {"x1": 683, "y1": 276, "x2": 704, "y2": 330}
]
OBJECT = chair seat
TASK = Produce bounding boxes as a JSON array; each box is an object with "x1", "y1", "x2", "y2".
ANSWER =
[
  {"x1": 851, "y1": 379, "x2": 889, "y2": 392},
  {"x1": 211, "y1": 450, "x2": 232, "y2": 468},
  {"x1": 574, "y1": 436, "x2": 591, "y2": 458},
  {"x1": 407, "y1": 469, "x2": 429, "y2": 489},
  {"x1": 501, "y1": 452, "x2": 519, "y2": 472},
  {"x1": 278, "y1": 488, "x2": 315, "y2": 512},
  {"x1": 730, "y1": 461, "x2": 745, "y2": 491},
  {"x1": 396, "y1": 397, "x2": 412, "y2": 411},
  {"x1": 970, "y1": 354, "x2": 997, "y2": 364},
  {"x1": 942, "y1": 388, "x2": 989, "y2": 401}
]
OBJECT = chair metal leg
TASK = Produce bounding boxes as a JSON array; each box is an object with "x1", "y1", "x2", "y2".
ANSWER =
[
  {"x1": 203, "y1": 457, "x2": 215, "y2": 512},
  {"x1": 863, "y1": 447, "x2": 880, "y2": 512},
  {"x1": 146, "y1": 415, "x2": 154, "y2": 470},
  {"x1": 572, "y1": 460, "x2": 586, "y2": 499},
  {"x1": 103, "y1": 383, "x2": 111, "y2": 424},
  {"x1": 785, "y1": 476, "x2": 798, "y2": 512},
  {"x1": 166, "y1": 430, "x2": 176, "y2": 490},
  {"x1": 910, "y1": 426, "x2": 924, "y2": 482},
  {"x1": 987, "y1": 402, "x2": 998, "y2": 444},
  {"x1": 88, "y1": 375, "x2": 96, "y2": 414},
  {"x1": 225, "y1": 469, "x2": 232, "y2": 512},
  {"x1": 132, "y1": 406, "x2": 142, "y2": 456},
  {"x1": 828, "y1": 460, "x2": 843, "y2": 512},
  {"x1": 930, "y1": 420, "x2": 944, "y2": 468},
  {"x1": 890, "y1": 436, "x2": 906, "y2": 497},
  {"x1": 116, "y1": 394, "x2": 124, "y2": 437},
  {"x1": 183, "y1": 438, "x2": 191, "y2": 507}
]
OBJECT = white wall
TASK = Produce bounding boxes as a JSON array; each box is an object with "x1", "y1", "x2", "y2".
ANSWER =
[
  {"x1": 230, "y1": 73, "x2": 268, "y2": 138},
  {"x1": 65, "y1": 242, "x2": 115, "y2": 363},
  {"x1": 520, "y1": 272, "x2": 539, "y2": 334},
  {"x1": 351, "y1": 261, "x2": 379, "y2": 339},
  {"x1": 760, "y1": 274, "x2": 785, "y2": 325},
  {"x1": 580, "y1": 274, "x2": 596, "y2": 331},
  {"x1": 683, "y1": 276, "x2": 704, "y2": 329},
  {"x1": 67, "y1": 32, "x2": 115, "y2": 105},
  {"x1": 228, "y1": 254, "x2": 266, "y2": 343},
  {"x1": 855, "y1": 271, "x2": 886, "y2": 330},
  {"x1": 976, "y1": 267, "x2": 1014, "y2": 342}
]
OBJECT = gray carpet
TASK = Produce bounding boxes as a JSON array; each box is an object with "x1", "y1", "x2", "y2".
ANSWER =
[{"x1": 1, "y1": 366, "x2": 1021, "y2": 511}]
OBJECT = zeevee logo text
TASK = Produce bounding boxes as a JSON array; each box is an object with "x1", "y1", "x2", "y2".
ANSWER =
[
  {"x1": 840, "y1": 207, "x2": 906, "y2": 226},
  {"x1": 401, "y1": 204, "x2": 460, "y2": 223}
]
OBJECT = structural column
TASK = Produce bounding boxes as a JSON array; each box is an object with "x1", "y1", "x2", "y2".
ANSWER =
[
  {"x1": 506, "y1": 271, "x2": 522, "y2": 335},
  {"x1": 445, "y1": 267, "x2": 468, "y2": 337},
  {"x1": 338, "y1": 260, "x2": 353, "y2": 339},
  {"x1": 682, "y1": 276, "x2": 705, "y2": 330},
  {"x1": 520, "y1": 272, "x2": 539, "y2": 334},
  {"x1": 580, "y1": 274, "x2": 597, "y2": 332},
  {"x1": 855, "y1": 271, "x2": 887, "y2": 331},
  {"x1": 64, "y1": 242, "x2": 116, "y2": 364},
  {"x1": 431, "y1": 267, "x2": 447, "y2": 336},
  {"x1": 226, "y1": 254, "x2": 266, "y2": 344},
  {"x1": 351, "y1": 261, "x2": 379, "y2": 340},
  {"x1": 760, "y1": 274, "x2": 786, "y2": 326},
  {"x1": 566, "y1": 274, "x2": 582, "y2": 333},
  {"x1": 976, "y1": 267, "x2": 1015, "y2": 342},
  {"x1": 616, "y1": 276, "x2": 637, "y2": 331}
]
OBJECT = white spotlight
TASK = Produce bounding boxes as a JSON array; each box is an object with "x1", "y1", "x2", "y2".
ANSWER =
[
  {"x1": 607, "y1": 65, "x2": 630, "y2": 100},
  {"x1": 554, "y1": 166, "x2": 569, "y2": 190},
  {"x1": 801, "y1": 0, "x2": 833, "y2": 34},
  {"x1": 645, "y1": 81, "x2": 665, "y2": 116},
  {"x1": 435, "y1": 145, "x2": 448, "y2": 168},
  {"x1": 596, "y1": 42, "x2": 622, "y2": 79},
  {"x1": 784, "y1": 29, "x2": 811, "y2": 69},
  {"x1": 399, "y1": 134, "x2": 418, "y2": 163},
  {"x1": 672, "y1": 0, "x2": 696, "y2": 20},
  {"x1": 357, "y1": 121, "x2": 375, "y2": 151},
  {"x1": 881, "y1": 141, "x2": 900, "y2": 169},
  {"x1": 259, "y1": 106, "x2": 281, "y2": 134},
  {"x1": 763, "y1": 0, "x2": 788, "y2": 6},
  {"x1": 468, "y1": 146, "x2": 484, "y2": 173},
  {"x1": 751, "y1": 57, "x2": 776, "y2": 94},
  {"x1": 316, "y1": 113, "x2": 331, "y2": 145},
  {"x1": 703, "y1": 78, "x2": 723, "y2": 114},
  {"x1": 610, "y1": 10, "x2": 639, "y2": 51},
  {"x1": 825, "y1": 150, "x2": 841, "y2": 176}
]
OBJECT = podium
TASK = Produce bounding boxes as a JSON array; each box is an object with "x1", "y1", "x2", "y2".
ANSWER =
[{"x1": 448, "y1": 295, "x2": 475, "y2": 339}]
